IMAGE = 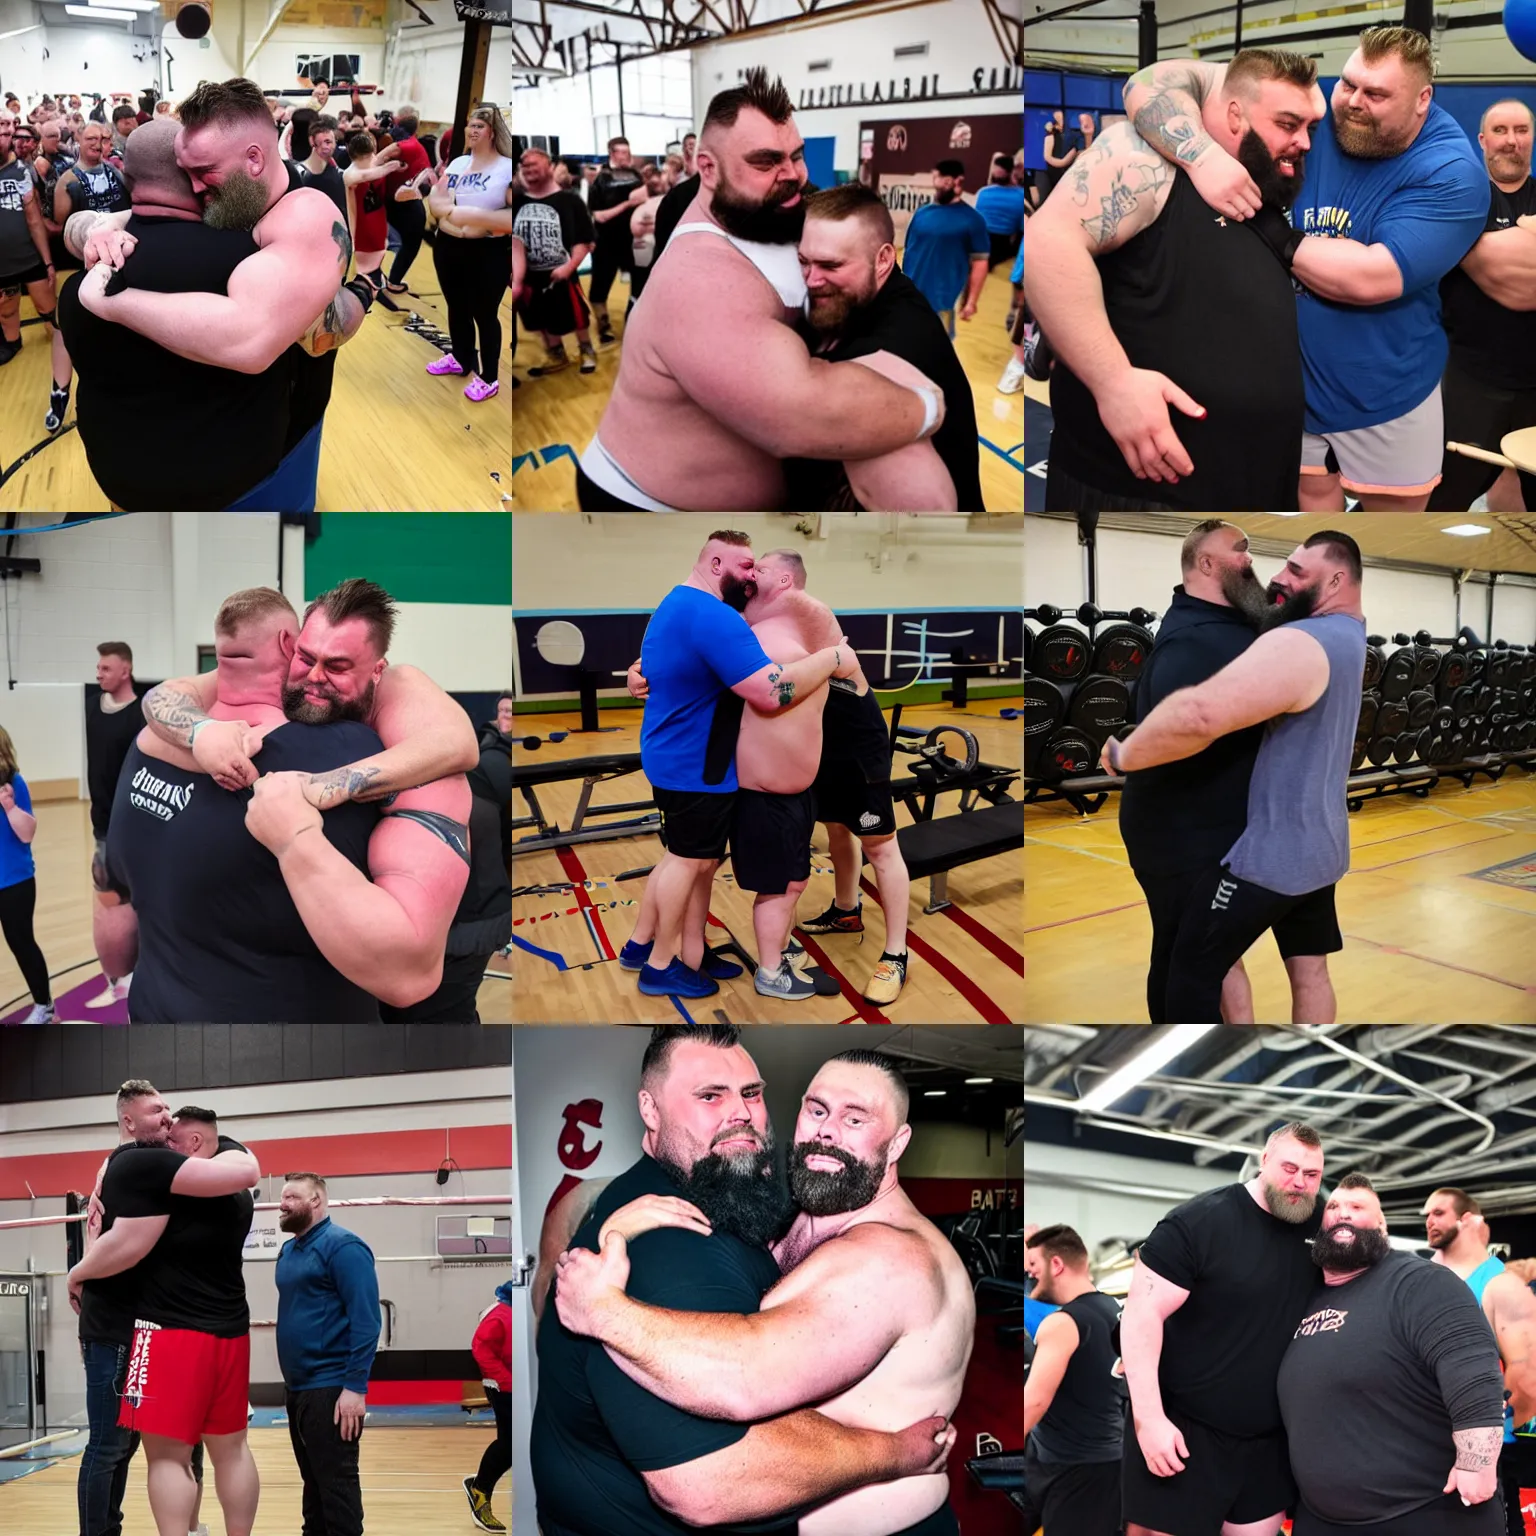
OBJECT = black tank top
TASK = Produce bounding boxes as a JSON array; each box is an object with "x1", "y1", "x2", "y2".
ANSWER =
[
  {"x1": 1030, "y1": 1290, "x2": 1126, "y2": 1465},
  {"x1": 67, "y1": 159, "x2": 128, "y2": 214},
  {"x1": 1048, "y1": 172, "x2": 1304, "y2": 510},
  {"x1": 35, "y1": 150, "x2": 75, "y2": 221},
  {"x1": 279, "y1": 161, "x2": 339, "y2": 446}
]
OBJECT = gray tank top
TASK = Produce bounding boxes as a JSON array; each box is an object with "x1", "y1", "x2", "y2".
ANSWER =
[{"x1": 1223, "y1": 612, "x2": 1366, "y2": 896}]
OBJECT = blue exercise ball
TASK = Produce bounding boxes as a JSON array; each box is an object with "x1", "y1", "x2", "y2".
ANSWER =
[{"x1": 1508, "y1": 0, "x2": 1536, "y2": 63}]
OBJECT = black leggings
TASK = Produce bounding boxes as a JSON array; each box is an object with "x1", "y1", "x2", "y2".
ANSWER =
[
  {"x1": 433, "y1": 234, "x2": 510, "y2": 383},
  {"x1": 473, "y1": 1386, "x2": 510, "y2": 1496},
  {"x1": 386, "y1": 197, "x2": 427, "y2": 286},
  {"x1": 0, "y1": 877, "x2": 51, "y2": 1005}
]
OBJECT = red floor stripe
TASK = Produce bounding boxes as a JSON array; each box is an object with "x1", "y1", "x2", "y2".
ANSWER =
[
  {"x1": 1024, "y1": 898, "x2": 1146, "y2": 932},
  {"x1": 793, "y1": 931, "x2": 890, "y2": 1023},
  {"x1": 555, "y1": 846, "x2": 616, "y2": 961},
  {"x1": 859, "y1": 875, "x2": 1023, "y2": 975},
  {"x1": 1342, "y1": 931, "x2": 1536, "y2": 994},
  {"x1": 900, "y1": 926, "x2": 1012, "y2": 1022}
]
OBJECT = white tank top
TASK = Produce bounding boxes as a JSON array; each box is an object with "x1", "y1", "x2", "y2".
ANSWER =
[
  {"x1": 445, "y1": 153, "x2": 513, "y2": 212},
  {"x1": 669, "y1": 220, "x2": 807, "y2": 308}
]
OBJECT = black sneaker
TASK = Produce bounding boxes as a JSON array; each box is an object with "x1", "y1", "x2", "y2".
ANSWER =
[
  {"x1": 527, "y1": 353, "x2": 570, "y2": 378},
  {"x1": 598, "y1": 327, "x2": 617, "y2": 346},
  {"x1": 797, "y1": 900, "x2": 864, "y2": 935},
  {"x1": 0, "y1": 339, "x2": 20, "y2": 367},
  {"x1": 754, "y1": 959, "x2": 816, "y2": 1001}
]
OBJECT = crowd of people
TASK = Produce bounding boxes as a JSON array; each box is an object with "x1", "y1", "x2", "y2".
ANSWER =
[
  {"x1": 1024, "y1": 1122, "x2": 1536, "y2": 1536},
  {"x1": 511, "y1": 67, "x2": 1023, "y2": 510},
  {"x1": 1023, "y1": 25, "x2": 1536, "y2": 512},
  {"x1": 0, "y1": 78, "x2": 514, "y2": 508}
]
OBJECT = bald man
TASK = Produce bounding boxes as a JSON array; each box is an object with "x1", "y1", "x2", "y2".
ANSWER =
[{"x1": 577, "y1": 67, "x2": 947, "y2": 511}]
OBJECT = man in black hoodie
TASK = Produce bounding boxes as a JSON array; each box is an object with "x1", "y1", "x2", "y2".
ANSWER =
[{"x1": 1116, "y1": 519, "x2": 1329, "y2": 1023}]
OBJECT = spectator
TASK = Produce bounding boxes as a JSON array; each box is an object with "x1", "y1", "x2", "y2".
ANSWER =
[
  {"x1": 0, "y1": 726, "x2": 54, "y2": 1022},
  {"x1": 380, "y1": 105, "x2": 432, "y2": 292},
  {"x1": 109, "y1": 104, "x2": 136, "y2": 162},
  {"x1": 900, "y1": 157, "x2": 989, "y2": 336}
]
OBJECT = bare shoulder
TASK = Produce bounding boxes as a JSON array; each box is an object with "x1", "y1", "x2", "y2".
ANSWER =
[
  {"x1": 258, "y1": 184, "x2": 344, "y2": 245},
  {"x1": 1489, "y1": 1270, "x2": 1536, "y2": 1315},
  {"x1": 656, "y1": 230, "x2": 786, "y2": 310}
]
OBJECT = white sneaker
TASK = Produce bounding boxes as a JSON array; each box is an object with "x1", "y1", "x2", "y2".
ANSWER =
[
  {"x1": 20, "y1": 1003, "x2": 54, "y2": 1024},
  {"x1": 998, "y1": 358, "x2": 1026, "y2": 395},
  {"x1": 85, "y1": 974, "x2": 131, "y2": 1008}
]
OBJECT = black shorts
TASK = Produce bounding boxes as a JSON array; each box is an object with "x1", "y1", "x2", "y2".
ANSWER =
[
  {"x1": 1044, "y1": 455, "x2": 1180, "y2": 512},
  {"x1": 1164, "y1": 865, "x2": 1342, "y2": 1023},
  {"x1": 516, "y1": 271, "x2": 591, "y2": 337},
  {"x1": 731, "y1": 786, "x2": 815, "y2": 895},
  {"x1": 1122, "y1": 1410, "x2": 1295, "y2": 1536},
  {"x1": 1430, "y1": 351, "x2": 1536, "y2": 512},
  {"x1": 576, "y1": 463, "x2": 649, "y2": 512},
  {"x1": 988, "y1": 230, "x2": 1021, "y2": 269},
  {"x1": 889, "y1": 1500, "x2": 960, "y2": 1536},
  {"x1": 1294, "y1": 1491, "x2": 1504, "y2": 1536},
  {"x1": 0, "y1": 260, "x2": 50, "y2": 295},
  {"x1": 653, "y1": 786, "x2": 734, "y2": 861},
  {"x1": 588, "y1": 235, "x2": 632, "y2": 304},
  {"x1": 1025, "y1": 1442, "x2": 1120, "y2": 1536},
  {"x1": 815, "y1": 684, "x2": 896, "y2": 836},
  {"x1": 49, "y1": 233, "x2": 80, "y2": 273}
]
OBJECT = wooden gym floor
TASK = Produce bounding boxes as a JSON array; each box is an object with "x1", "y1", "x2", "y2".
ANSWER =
[
  {"x1": 0, "y1": 276, "x2": 513, "y2": 513},
  {"x1": 0, "y1": 1424, "x2": 503, "y2": 1533},
  {"x1": 511, "y1": 698, "x2": 1024, "y2": 1024},
  {"x1": 509, "y1": 253, "x2": 1025, "y2": 513},
  {"x1": 1024, "y1": 768, "x2": 1536, "y2": 1024},
  {"x1": 4, "y1": 798, "x2": 512, "y2": 1024}
]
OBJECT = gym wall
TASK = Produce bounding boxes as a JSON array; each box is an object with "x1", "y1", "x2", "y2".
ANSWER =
[
  {"x1": 385, "y1": 0, "x2": 515, "y2": 124},
  {"x1": 303, "y1": 512, "x2": 512, "y2": 692},
  {"x1": 511, "y1": 47, "x2": 693, "y2": 158},
  {"x1": 1024, "y1": 1137, "x2": 1229, "y2": 1239},
  {"x1": 0, "y1": 1066, "x2": 510, "y2": 1423}
]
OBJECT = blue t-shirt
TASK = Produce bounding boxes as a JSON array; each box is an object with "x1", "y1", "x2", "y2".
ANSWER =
[
  {"x1": 901, "y1": 200, "x2": 991, "y2": 314},
  {"x1": 975, "y1": 183, "x2": 1026, "y2": 236},
  {"x1": 0, "y1": 774, "x2": 35, "y2": 890},
  {"x1": 1292, "y1": 100, "x2": 1488, "y2": 432},
  {"x1": 638, "y1": 586, "x2": 771, "y2": 795}
]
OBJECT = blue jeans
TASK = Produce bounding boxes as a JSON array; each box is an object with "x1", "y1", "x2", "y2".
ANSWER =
[{"x1": 77, "y1": 1339, "x2": 139, "y2": 1536}]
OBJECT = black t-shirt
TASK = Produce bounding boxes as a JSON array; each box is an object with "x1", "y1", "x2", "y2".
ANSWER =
[
  {"x1": 1277, "y1": 1252, "x2": 1504, "y2": 1524},
  {"x1": 1048, "y1": 172, "x2": 1304, "y2": 510},
  {"x1": 99, "y1": 1136, "x2": 255, "y2": 1338},
  {"x1": 1441, "y1": 177, "x2": 1536, "y2": 391},
  {"x1": 1029, "y1": 1290, "x2": 1125, "y2": 1464},
  {"x1": 299, "y1": 159, "x2": 348, "y2": 221},
  {"x1": 105, "y1": 721, "x2": 385, "y2": 1022},
  {"x1": 512, "y1": 189, "x2": 595, "y2": 274},
  {"x1": 1136, "y1": 1182, "x2": 1323, "y2": 1437},
  {"x1": 57, "y1": 215, "x2": 291, "y2": 511},
  {"x1": 280, "y1": 161, "x2": 340, "y2": 446},
  {"x1": 652, "y1": 173, "x2": 700, "y2": 262},
  {"x1": 783, "y1": 268, "x2": 985, "y2": 512},
  {"x1": 1117, "y1": 587, "x2": 1266, "y2": 878},
  {"x1": 589, "y1": 164, "x2": 644, "y2": 243},
  {"x1": 85, "y1": 692, "x2": 146, "y2": 839},
  {"x1": 530, "y1": 1155, "x2": 793, "y2": 1536},
  {"x1": 79, "y1": 1143, "x2": 143, "y2": 1346}
]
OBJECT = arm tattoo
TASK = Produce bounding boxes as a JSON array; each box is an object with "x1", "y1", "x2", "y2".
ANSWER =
[
  {"x1": 144, "y1": 683, "x2": 211, "y2": 747},
  {"x1": 306, "y1": 765, "x2": 385, "y2": 808},
  {"x1": 774, "y1": 678, "x2": 796, "y2": 708},
  {"x1": 383, "y1": 808, "x2": 471, "y2": 865},
  {"x1": 1132, "y1": 91, "x2": 1216, "y2": 166},
  {"x1": 302, "y1": 283, "x2": 365, "y2": 355},
  {"x1": 1079, "y1": 161, "x2": 1172, "y2": 249},
  {"x1": 331, "y1": 219, "x2": 353, "y2": 272},
  {"x1": 1453, "y1": 1425, "x2": 1502, "y2": 1470}
]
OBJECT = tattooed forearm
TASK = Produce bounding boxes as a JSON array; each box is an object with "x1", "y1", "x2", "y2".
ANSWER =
[
  {"x1": 774, "y1": 678, "x2": 796, "y2": 708},
  {"x1": 143, "y1": 684, "x2": 212, "y2": 747},
  {"x1": 306, "y1": 766, "x2": 385, "y2": 808},
  {"x1": 331, "y1": 219, "x2": 353, "y2": 272},
  {"x1": 1453, "y1": 1426, "x2": 1502, "y2": 1469},
  {"x1": 1078, "y1": 160, "x2": 1172, "y2": 249},
  {"x1": 1132, "y1": 93, "x2": 1215, "y2": 165}
]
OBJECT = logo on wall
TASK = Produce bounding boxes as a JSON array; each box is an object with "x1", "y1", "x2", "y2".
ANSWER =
[
  {"x1": 887, "y1": 124, "x2": 907, "y2": 151},
  {"x1": 949, "y1": 121, "x2": 972, "y2": 149}
]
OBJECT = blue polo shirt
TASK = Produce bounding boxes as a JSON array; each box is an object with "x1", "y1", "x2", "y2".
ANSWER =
[
  {"x1": 638, "y1": 586, "x2": 771, "y2": 795},
  {"x1": 901, "y1": 199, "x2": 991, "y2": 313},
  {"x1": 975, "y1": 183, "x2": 1026, "y2": 236},
  {"x1": 274, "y1": 1215, "x2": 381, "y2": 1393},
  {"x1": 1292, "y1": 100, "x2": 1488, "y2": 432},
  {"x1": 0, "y1": 774, "x2": 35, "y2": 889}
]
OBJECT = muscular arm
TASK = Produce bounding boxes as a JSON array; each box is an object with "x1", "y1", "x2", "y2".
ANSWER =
[
  {"x1": 22, "y1": 182, "x2": 50, "y2": 267},
  {"x1": 1043, "y1": 140, "x2": 1078, "y2": 170},
  {"x1": 92, "y1": 896, "x2": 139, "y2": 977},
  {"x1": 1290, "y1": 236, "x2": 1405, "y2": 305},
  {"x1": 656, "y1": 242, "x2": 934, "y2": 458},
  {"x1": 85, "y1": 191, "x2": 349, "y2": 372},
  {"x1": 68, "y1": 1213, "x2": 169, "y2": 1280},
  {"x1": 842, "y1": 350, "x2": 957, "y2": 510},
  {"x1": 170, "y1": 1147, "x2": 261, "y2": 1194},
  {"x1": 1024, "y1": 1309, "x2": 1080, "y2": 1438},
  {"x1": 961, "y1": 251, "x2": 988, "y2": 309},
  {"x1": 1452, "y1": 1425, "x2": 1503, "y2": 1471},
  {"x1": 731, "y1": 646, "x2": 848, "y2": 714},
  {"x1": 1486, "y1": 1273, "x2": 1536, "y2": 1422},
  {"x1": 1118, "y1": 627, "x2": 1330, "y2": 771},
  {"x1": 274, "y1": 776, "x2": 472, "y2": 1008},
  {"x1": 1119, "y1": 1256, "x2": 1190, "y2": 1428},
  {"x1": 533, "y1": 1180, "x2": 611, "y2": 1321},
  {"x1": 141, "y1": 671, "x2": 222, "y2": 749},
  {"x1": 1459, "y1": 225, "x2": 1536, "y2": 310},
  {"x1": 64, "y1": 205, "x2": 130, "y2": 260},
  {"x1": 1122, "y1": 59, "x2": 1226, "y2": 170}
]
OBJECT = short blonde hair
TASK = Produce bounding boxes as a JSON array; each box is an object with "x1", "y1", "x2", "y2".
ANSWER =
[
  {"x1": 1358, "y1": 24, "x2": 1435, "y2": 84},
  {"x1": 215, "y1": 587, "x2": 297, "y2": 639}
]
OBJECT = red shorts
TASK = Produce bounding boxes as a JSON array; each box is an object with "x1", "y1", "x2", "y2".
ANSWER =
[{"x1": 118, "y1": 1325, "x2": 250, "y2": 1445}]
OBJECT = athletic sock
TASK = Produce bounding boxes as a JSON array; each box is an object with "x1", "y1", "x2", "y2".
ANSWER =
[
  {"x1": 881, "y1": 950, "x2": 907, "y2": 963},
  {"x1": 46, "y1": 382, "x2": 70, "y2": 430}
]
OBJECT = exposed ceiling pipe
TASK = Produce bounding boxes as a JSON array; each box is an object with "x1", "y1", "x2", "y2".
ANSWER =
[
  {"x1": 1357, "y1": 1117, "x2": 1492, "y2": 1180},
  {"x1": 1189, "y1": 1053, "x2": 1395, "y2": 1158},
  {"x1": 1023, "y1": 1092, "x2": 1258, "y2": 1158}
]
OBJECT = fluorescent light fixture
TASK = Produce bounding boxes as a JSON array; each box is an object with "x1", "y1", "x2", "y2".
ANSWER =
[
  {"x1": 1075, "y1": 1025, "x2": 1216, "y2": 1114},
  {"x1": 1442, "y1": 524, "x2": 1491, "y2": 537},
  {"x1": 964, "y1": 1077, "x2": 994, "y2": 1085},
  {"x1": 88, "y1": 0, "x2": 161, "y2": 9},
  {"x1": 64, "y1": 3, "x2": 137, "y2": 15},
  {"x1": 923, "y1": 1090, "x2": 946, "y2": 1097}
]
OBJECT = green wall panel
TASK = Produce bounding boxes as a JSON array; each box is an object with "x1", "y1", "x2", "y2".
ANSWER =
[{"x1": 304, "y1": 514, "x2": 511, "y2": 605}]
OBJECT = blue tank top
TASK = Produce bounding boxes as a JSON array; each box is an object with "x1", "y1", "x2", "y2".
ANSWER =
[
  {"x1": 1224, "y1": 613, "x2": 1367, "y2": 895},
  {"x1": 1464, "y1": 1254, "x2": 1516, "y2": 1444}
]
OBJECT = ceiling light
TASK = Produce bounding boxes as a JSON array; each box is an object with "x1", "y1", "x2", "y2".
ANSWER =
[
  {"x1": 964, "y1": 1077, "x2": 993, "y2": 1084},
  {"x1": 923, "y1": 1090, "x2": 946, "y2": 1097},
  {"x1": 1442, "y1": 524, "x2": 1492, "y2": 537},
  {"x1": 1075, "y1": 1025, "x2": 1216, "y2": 1114},
  {"x1": 64, "y1": 3, "x2": 137, "y2": 14},
  {"x1": 87, "y1": 0, "x2": 161, "y2": 8}
]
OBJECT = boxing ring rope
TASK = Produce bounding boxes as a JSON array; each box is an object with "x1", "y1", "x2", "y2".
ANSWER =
[{"x1": 0, "y1": 1194, "x2": 512, "y2": 1231}]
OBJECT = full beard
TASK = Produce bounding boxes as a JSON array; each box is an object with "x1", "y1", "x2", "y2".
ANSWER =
[
  {"x1": 710, "y1": 168, "x2": 807, "y2": 245},
  {"x1": 1333, "y1": 106, "x2": 1412, "y2": 160},
  {"x1": 806, "y1": 273, "x2": 874, "y2": 334},
  {"x1": 1236, "y1": 126, "x2": 1305, "y2": 210},
  {"x1": 1261, "y1": 1179, "x2": 1319, "y2": 1224},
  {"x1": 281, "y1": 678, "x2": 375, "y2": 724},
  {"x1": 788, "y1": 1138, "x2": 887, "y2": 1216},
  {"x1": 719, "y1": 572, "x2": 757, "y2": 612},
  {"x1": 1220, "y1": 563, "x2": 1273, "y2": 627},
  {"x1": 201, "y1": 168, "x2": 272, "y2": 231},
  {"x1": 1260, "y1": 581, "x2": 1320, "y2": 632},
  {"x1": 653, "y1": 1135, "x2": 796, "y2": 1249},
  {"x1": 1313, "y1": 1222, "x2": 1391, "y2": 1272}
]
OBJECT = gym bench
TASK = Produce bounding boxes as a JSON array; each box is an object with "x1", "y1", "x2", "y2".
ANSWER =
[{"x1": 512, "y1": 753, "x2": 661, "y2": 853}]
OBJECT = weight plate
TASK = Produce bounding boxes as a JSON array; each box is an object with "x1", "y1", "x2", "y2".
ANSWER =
[
  {"x1": 1368, "y1": 734, "x2": 1397, "y2": 767},
  {"x1": 1465, "y1": 651, "x2": 1487, "y2": 686},
  {"x1": 1363, "y1": 646, "x2": 1386, "y2": 690},
  {"x1": 1358, "y1": 694, "x2": 1379, "y2": 737},
  {"x1": 1433, "y1": 704, "x2": 1454, "y2": 735},
  {"x1": 1406, "y1": 689, "x2": 1436, "y2": 730},
  {"x1": 1066, "y1": 674, "x2": 1131, "y2": 743},
  {"x1": 1393, "y1": 732, "x2": 1421, "y2": 766},
  {"x1": 1022, "y1": 624, "x2": 1033, "y2": 674},
  {"x1": 1412, "y1": 647, "x2": 1441, "y2": 688},
  {"x1": 1033, "y1": 625, "x2": 1091, "y2": 683},
  {"x1": 1091, "y1": 624, "x2": 1154, "y2": 680},
  {"x1": 1024, "y1": 677, "x2": 1066, "y2": 774},
  {"x1": 1380, "y1": 648, "x2": 1417, "y2": 702},
  {"x1": 1377, "y1": 700, "x2": 1409, "y2": 738},
  {"x1": 1438, "y1": 651, "x2": 1469, "y2": 697},
  {"x1": 1488, "y1": 652, "x2": 1510, "y2": 687},
  {"x1": 1041, "y1": 726, "x2": 1096, "y2": 781},
  {"x1": 1351, "y1": 736, "x2": 1367, "y2": 772}
]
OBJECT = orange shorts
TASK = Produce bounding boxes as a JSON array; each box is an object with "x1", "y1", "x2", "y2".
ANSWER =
[{"x1": 119, "y1": 1325, "x2": 250, "y2": 1445}]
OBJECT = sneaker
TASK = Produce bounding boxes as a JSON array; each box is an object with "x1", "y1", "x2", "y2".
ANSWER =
[
  {"x1": 619, "y1": 937, "x2": 654, "y2": 972},
  {"x1": 426, "y1": 354, "x2": 465, "y2": 375},
  {"x1": 1023, "y1": 325, "x2": 1054, "y2": 382},
  {"x1": 638, "y1": 958, "x2": 719, "y2": 998},
  {"x1": 527, "y1": 353, "x2": 570, "y2": 378},
  {"x1": 85, "y1": 975, "x2": 131, "y2": 1008},
  {"x1": 754, "y1": 959, "x2": 816, "y2": 1001},
  {"x1": 463, "y1": 1475, "x2": 507, "y2": 1533},
  {"x1": 701, "y1": 947, "x2": 743, "y2": 980},
  {"x1": 464, "y1": 376, "x2": 500, "y2": 403},
  {"x1": 997, "y1": 358, "x2": 1025, "y2": 395},
  {"x1": 797, "y1": 900, "x2": 863, "y2": 935},
  {"x1": 20, "y1": 1003, "x2": 54, "y2": 1024},
  {"x1": 862, "y1": 953, "x2": 909, "y2": 1006},
  {"x1": 578, "y1": 348, "x2": 597, "y2": 375},
  {"x1": 0, "y1": 338, "x2": 20, "y2": 367},
  {"x1": 598, "y1": 326, "x2": 617, "y2": 346},
  {"x1": 45, "y1": 385, "x2": 69, "y2": 432}
]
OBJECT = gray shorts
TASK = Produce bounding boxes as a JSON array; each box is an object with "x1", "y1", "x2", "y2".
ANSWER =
[{"x1": 1301, "y1": 383, "x2": 1443, "y2": 497}]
